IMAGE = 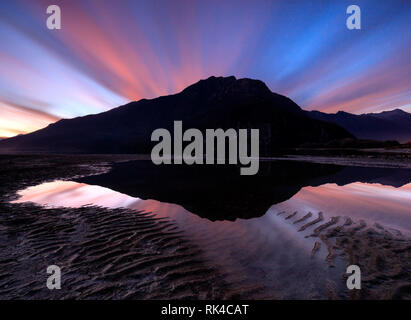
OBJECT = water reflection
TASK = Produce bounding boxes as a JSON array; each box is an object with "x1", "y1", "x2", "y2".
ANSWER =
[
  {"x1": 12, "y1": 180, "x2": 411, "y2": 232},
  {"x1": 75, "y1": 160, "x2": 411, "y2": 221},
  {"x1": 11, "y1": 166, "x2": 411, "y2": 298},
  {"x1": 11, "y1": 179, "x2": 338, "y2": 298},
  {"x1": 276, "y1": 182, "x2": 411, "y2": 232}
]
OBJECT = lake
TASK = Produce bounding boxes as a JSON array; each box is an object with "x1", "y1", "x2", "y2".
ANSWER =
[{"x1": 11, "y1": 160, "x2": 411, "y2": 299}]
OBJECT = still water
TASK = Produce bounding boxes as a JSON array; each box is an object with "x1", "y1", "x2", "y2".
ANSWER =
[{"x1": 11, "y1": 160, "x2": 411, "y2": 298}]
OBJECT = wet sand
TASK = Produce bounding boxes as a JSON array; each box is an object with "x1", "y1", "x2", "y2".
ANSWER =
[
  {"x1": 273, "y1": 210, "x2": 411, "y2": 299},
  {"x1": 0, "y1": 155, "x2": 232, "y2": 299},
  {"x1": 1, "y1": 155, "x2": 410, "y2": 299}
]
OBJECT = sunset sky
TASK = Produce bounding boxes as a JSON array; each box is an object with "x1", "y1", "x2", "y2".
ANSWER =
[{"x1": 0, "y1": 0, "x2": 410, "y2": 138}]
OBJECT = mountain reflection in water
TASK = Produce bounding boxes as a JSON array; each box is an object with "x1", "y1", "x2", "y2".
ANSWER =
[
  {"x1": 75, "y1": 160, "x2": 411, "y2": 221},
  {"x1": 11, "y1": 160, "x2": 411, "y2": 299}
]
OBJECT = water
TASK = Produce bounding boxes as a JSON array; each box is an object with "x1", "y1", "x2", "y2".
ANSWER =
[{"x1": 11, "y1": 160, "x2": 411, "y2": 299}]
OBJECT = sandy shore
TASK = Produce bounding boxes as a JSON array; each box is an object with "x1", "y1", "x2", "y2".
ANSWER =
[
  {"x1": 0, "y1": 155, "x2": 232, "y2": 299},
  {"x1": 274, "y1": 210, "x2": 411, "y2": 299},
  {"x1": 1, "y1": 155, "x2": 410, "y2": 299}
]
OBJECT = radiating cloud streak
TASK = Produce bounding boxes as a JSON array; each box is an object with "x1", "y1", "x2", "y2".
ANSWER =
[
  {"x1": 0, "y1": 0, "x2": 410, "y2": 137},
  {"x1": 0, "y1": 100, "x2": 59, "y2": 137}
]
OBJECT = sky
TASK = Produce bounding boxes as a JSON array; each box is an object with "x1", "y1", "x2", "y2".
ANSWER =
[{"x1": 0, "y1": 0, "x2": 410, "y2": 138}]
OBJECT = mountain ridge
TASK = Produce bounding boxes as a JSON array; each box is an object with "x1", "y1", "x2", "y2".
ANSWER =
[
  {"x1": 0, "y1": 76, "x2": 355, "y2": 154},
  {"x1": 306, "y1": 108, "x2": 411, "y2": 143}
]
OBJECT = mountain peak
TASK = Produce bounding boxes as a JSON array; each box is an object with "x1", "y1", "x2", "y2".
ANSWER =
[
  {"x1": 382, "y1": 108, "x2": 407, "y2": 115},
  {"x1": 365, "y1": 108, "x2": 411, "y2": 120},
  {"x1": 336, "y1": 110, "x2": 352, "y2": 116},
  {"x1": 307, "y1": 108, "x2": 411, "y2": 143},
  {"x1": 181, "y1": 75, "x2": 272, "y2": 98}
]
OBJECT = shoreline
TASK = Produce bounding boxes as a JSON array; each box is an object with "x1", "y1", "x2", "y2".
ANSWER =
[
  {"x1": 0, "y1": 155, "x2": 233, "y2": 299},
  {"x1": 1, "y1": 155, "x2": 410, "y2": 300}
]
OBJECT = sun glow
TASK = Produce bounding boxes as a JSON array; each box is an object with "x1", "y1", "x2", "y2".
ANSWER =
[{"x1": 0, "y1": 0, "x2": 410, "y2": 136}]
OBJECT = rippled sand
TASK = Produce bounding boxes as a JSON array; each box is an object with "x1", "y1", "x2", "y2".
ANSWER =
[
  {"x1": 0, "y1": 156, "x2": 235, "y2": 299},
  {"x1": 273, "y1": 210, "x2": 411, "y2": 299},
  {"x1": 1, "y1": 155, "x2": 410, "y2": 299},
  {"x1": 0, "y1": 204, "x2": 235, "y2": 299}
]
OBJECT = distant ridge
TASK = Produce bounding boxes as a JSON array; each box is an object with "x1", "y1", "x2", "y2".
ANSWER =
[
  {"x1": 0, "y1": 76, "x2": 353, "y2": 154},
  {"x1": 306, "y1": 108, "x2": 411, "y2": 143}
]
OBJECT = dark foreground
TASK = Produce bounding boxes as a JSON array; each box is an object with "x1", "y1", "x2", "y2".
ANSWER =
[
  {"x1": 0, "y1": 155, "x2": 234, "y2": 299},
  {"x1": 0, "y1": 154, "x2": 410, "y2": 300}
]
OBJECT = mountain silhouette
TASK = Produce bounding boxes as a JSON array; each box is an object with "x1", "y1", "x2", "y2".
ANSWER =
[
  {"x1": 307, "y1": 108, "x2": 411, "y2": 143},
  {"x1": 0, "y1": 76, "x2": 353, "y2": 154},
  {"x1": 77, "y1": 159, "x2": 411, "y2": 221}
]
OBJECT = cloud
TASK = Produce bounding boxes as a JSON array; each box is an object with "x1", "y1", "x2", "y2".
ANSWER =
[{"x1": 0, "y1": 0, "x2": 410, "y2": 136}]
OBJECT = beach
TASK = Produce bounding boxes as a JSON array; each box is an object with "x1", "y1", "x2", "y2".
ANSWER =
[
  {"x1": 0, "y1": 155, "x2": 232, "y2": 299},
  {"x1": 0, "y1": 154, "x2": 410, "y2": 299}
]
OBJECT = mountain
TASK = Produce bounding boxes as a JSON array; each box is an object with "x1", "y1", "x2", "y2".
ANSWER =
[
  {"x1": 77, "y1": 159, "x2": 411, "y2": 221},
  {"x1": 307, "y1": 109, "x2": 411, "y2": 143},
  {"x1": 0, "y1": 76, "x2": 353, "y2": 154}
]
